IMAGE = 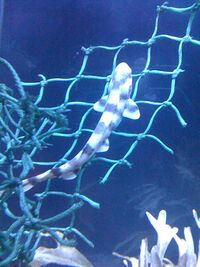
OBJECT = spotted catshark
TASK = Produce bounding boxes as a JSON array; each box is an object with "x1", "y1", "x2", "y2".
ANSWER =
[{"x1": 23, "y1": 62, "x2": 140, "y2": 192}]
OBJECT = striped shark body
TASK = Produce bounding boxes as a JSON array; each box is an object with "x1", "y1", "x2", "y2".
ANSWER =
[{"x1": 23, "y1": 62, "x2": 140, "y2": 192}]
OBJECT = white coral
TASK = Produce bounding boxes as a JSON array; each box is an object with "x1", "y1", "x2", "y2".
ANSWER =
[{"x1": 114, "y1": 210, "x2": 200, "y2": 267}]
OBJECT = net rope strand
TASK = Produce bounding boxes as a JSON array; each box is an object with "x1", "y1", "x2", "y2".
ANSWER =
[{"x1": 0, "y1": 1, "x2": 199, "y2": 265}]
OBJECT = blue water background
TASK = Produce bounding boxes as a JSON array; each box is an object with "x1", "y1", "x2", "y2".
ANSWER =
[{"x1": 0, "y1": 0, "x2": 200, "y2": 266}]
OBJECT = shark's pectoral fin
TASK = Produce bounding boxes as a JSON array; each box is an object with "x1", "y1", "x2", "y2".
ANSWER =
[
  {"x1": 123, "y1": 99, "x2": 140, "y2": 120},
  {"x1": 93, "y1": 95, "x2": 108, "y2": 112},
  {"x1": 62, "y1": 171, "x2": 78, "y2": 180},
  {"x1": 96, "y1": 138, "x2": 109, "y2": 152}
]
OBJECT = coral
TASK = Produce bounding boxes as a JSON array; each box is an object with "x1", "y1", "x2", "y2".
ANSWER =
[{"x1": 114, "y1": 210, "x2": 200, "y2": 267}]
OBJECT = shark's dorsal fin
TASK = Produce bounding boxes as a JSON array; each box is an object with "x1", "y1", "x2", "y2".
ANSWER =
[
  {"x1": 93, "y1": 95, "x2": 108, "y2": 112},
  {"x1": 123, "y1": 99, "x2": 140, "y2": 120}
]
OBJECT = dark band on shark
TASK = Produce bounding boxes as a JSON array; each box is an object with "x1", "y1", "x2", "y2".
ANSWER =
[
  {"x1": 25, "y1": 176, "x2": 39, "y2": 188},
  {"x1": 120, "y1": 92, "x2": 130, "y2": 100},
  {"x1": 82, "y1": 143, "x2": 95, "y2": 157},
  {"x1": 112, "y1": 73, "x2": 131, "y2": 87},
  {"x1": 51, "y1": 167, "x2": 63, "y2": 177},
  {"x1": 104, "y1": 103, "x2": 118, "y2": 113},
  {"x1": 93, "y1": 121, "x2": 106, "y2": 135}
]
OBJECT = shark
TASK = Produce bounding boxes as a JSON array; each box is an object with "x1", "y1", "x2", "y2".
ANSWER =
[{"x1": 23, "y1": 62, "x2": 140, "y2": 192}]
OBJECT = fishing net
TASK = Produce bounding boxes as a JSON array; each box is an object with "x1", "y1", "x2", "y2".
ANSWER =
[{"x1": 0, "y1": 1, "x2": 199, "y2": 265}]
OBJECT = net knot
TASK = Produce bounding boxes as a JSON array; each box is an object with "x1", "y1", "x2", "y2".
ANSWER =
[
  {"x1": 137, "y1": 133, "x2": 145, "y2": 141},
  {"x1": 148, "y1": 37, "x2": 156, "y2": 46},
  {"x1": 38, "y1": 74, "x2": 47, "y2": 86},
  {"x1": 81, "y1": 46, "x2": 93, "y2": 55},
  {"x1": 106, "y1": 75, "x2": 111, "y2": 82},
  {"x1": 74, "y1": 131, "x2": 81, "y2": 139},
  {"x1": 76, "y1": 74, "x2": 83, "y2": 80},
  {"x1": 119, "y1": 159, "x2": 132, "y2": 168},
  {"x1": 183, "y1": 35, "x2": 192, "y2": 42},
  {"x1": 172, "y1": 70, "x2": 179, "y2": 79},
  {"x1": 121, "y1": 38, "x2": 129, "y2": 47},
  {"x1": 163, "y1": 101, "x2": 172, "y2": 108},
  {"x1": 157, "y1": 2, "x2": 169, "y2": 13}
]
